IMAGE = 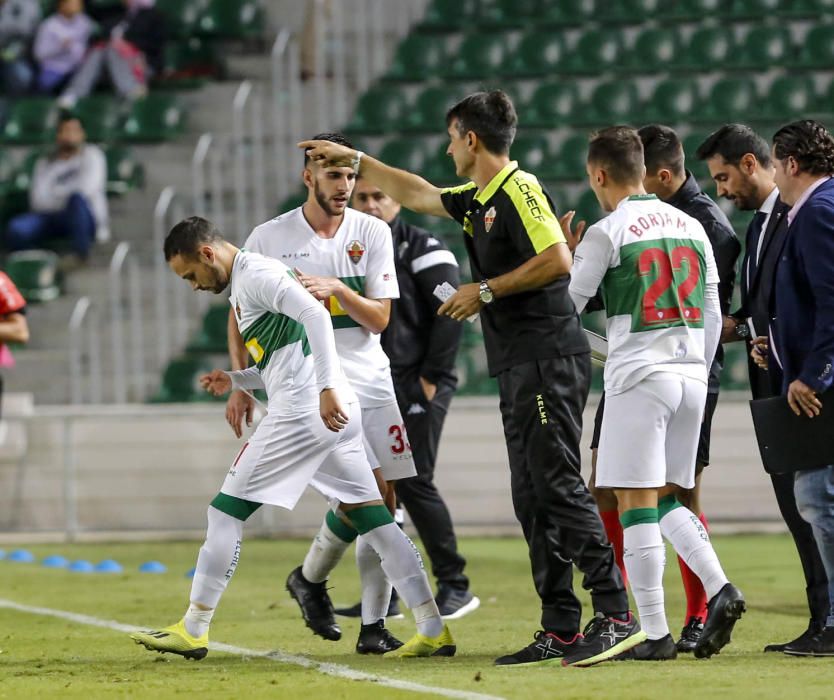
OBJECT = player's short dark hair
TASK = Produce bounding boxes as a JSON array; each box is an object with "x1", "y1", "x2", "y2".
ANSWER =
[
  {"x1": 772, "y1": 119, "x2": 834, "y2": 176},
  {"x1": 587, "y1": 126, "x2": 645, "y2": 184},
  {"x1": 164, "y1": 216, "x2": 223, "y2": 261},
  {"x1": 695, "y1": 124, "x2": 771, "y2": 167},
  {"x1": 304, "y1": 132, "x2": 354, "y2": 166},
  {"x1": 445, "y1": 90, "x2": 517, "y2": 155},
  {"x1": 638, "y1": 124, "x2": 684, "y2": 177},
  {"x1": 57, "y1": 110, "x2": 83, "y2": 129}
]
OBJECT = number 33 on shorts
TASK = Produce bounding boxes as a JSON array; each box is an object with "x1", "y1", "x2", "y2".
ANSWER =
[{"x1": 389, "y1": 424, "x2": 411, "y2": 455}]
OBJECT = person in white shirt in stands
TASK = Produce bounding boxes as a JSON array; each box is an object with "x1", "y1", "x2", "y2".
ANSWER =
[{"x1": 4, "y1": 112, "x2": 108, "y2": 263}]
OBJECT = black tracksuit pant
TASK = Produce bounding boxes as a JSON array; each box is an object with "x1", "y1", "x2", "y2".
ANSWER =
[
  {"x1": 497, "y1": 353, "x2": 628, "y2": 636},
  {"x1": 393, "y1": 374, "x2": 469, "y2": 591}
]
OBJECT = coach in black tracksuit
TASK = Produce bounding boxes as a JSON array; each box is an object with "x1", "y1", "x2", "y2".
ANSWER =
[{"x1": 351, "y1": 178, "x2": 477, "y2": 617}]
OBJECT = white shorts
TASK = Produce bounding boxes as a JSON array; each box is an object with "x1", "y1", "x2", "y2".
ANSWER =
[
  {"x1": 596, "y1": 372, "x2": 707, "y2": 490},
  {"x1": 361, "y1": 401, "x2": 416, "y2": 482},
  {"x1": 220, "y1": 402, "x2": 381, "y2": 509}
]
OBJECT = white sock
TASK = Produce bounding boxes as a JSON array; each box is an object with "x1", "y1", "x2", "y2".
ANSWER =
[
  {"x1": 187, "y1": 506, "x2": 244, "y2": 635},
  {"x1": 360, "y1": 521, "x2": 443, "y2": 638},
  {"x1": 660, "y1": 505, "x2": 729, "y2": 600},
  {"x1": 623, "y1": 521, "x2": 668, "y2": 640},
  {"x1": 302, "y1": 513, "x2": 353, "y2": 584},
  {"x1": 184, "y1": 604, "x2": 213, "y2": 638},
  {"x1": 356, "y1": 536, "x2": 392, "y2": 625}
]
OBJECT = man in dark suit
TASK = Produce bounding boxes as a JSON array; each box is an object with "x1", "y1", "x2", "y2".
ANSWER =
[
  {"x1": 761, "y1": 120, "x2": 834, "y2": 657},
  {"x1": 697, "y1": 123, "x2": 830, "y2": 654}
]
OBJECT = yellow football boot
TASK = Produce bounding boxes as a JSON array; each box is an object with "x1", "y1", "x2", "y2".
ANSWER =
[
  {"x1": 393, "y1": 624, "x2": 456, "y2": 658},
  {"x1": 130, "y1": 619, "x2": 208, "y2": 660}
]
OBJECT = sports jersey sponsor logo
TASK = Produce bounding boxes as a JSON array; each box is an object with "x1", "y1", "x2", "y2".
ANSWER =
[
  {"x1": 426, "y1": 236, "x2": 440, "y2": 247},
  {"x1": 484, "y1": 206, "x2": 497, "y2": 232},
  {"x1": 347, "y1": 240, "x2": 365, "y2": 264},
  {"x1": 536, "y1": 393, "x2": 548, "y2": 425}
]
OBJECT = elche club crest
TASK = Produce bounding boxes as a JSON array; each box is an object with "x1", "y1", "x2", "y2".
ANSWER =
[
  {"x1": 484, "y1": 206, "x2": 497, "y2": 232},
  {"x1": 347, "y1": 239, "x2": 365, "y2": 265}
]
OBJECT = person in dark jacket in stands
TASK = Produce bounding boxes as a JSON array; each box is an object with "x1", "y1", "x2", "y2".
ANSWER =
[
  {"x1": 57, "y1": 0, "x2": 166, "y2": 108},
  {"x1": 341, "y1": 176, "x2": 480, "y2": 620}
]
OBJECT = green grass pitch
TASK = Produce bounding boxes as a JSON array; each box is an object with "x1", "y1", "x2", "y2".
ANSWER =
[{"x1": 0, "y1": 534, "x2": 829, "y2": 700}]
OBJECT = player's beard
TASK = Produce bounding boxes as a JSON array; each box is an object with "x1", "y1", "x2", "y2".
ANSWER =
[{"x1": 314, "y1": 182, "x2": 346, "y2": 218}]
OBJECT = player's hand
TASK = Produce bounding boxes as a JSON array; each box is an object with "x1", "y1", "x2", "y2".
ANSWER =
[
  {"x1": 419, "y1": 376, "x2": 437, "y2": 401},
  {"x1": 294, "y1": 268, "x2": 345, "y2": 302},
  {"x1": 751, "y1": 336, "x2": 769, "y2": 370},
  {"x1": 438, "y1": 282, "x2": 481, "y2": 322},
  {"x1": 787, "y1": 379, "x2": 822, "y2": 418},
  {"x1": 559, "y1": 210, "x2": 586, "y2": 252},
  {"x1": 298, "y1": 139, "x2": 356, "y2": 168},
  {"x1": 225, "y1": 388, "x2": 254, "y2": 439},
  {"x1": 320, "y1": 388, "x2": 349, "y2": 432},
  {"x1": 200, "y1": 369, "x2": 232, "y2": 397},
  {"x1": 721, "y1": 315, "x2": 740, "y2": 343}
]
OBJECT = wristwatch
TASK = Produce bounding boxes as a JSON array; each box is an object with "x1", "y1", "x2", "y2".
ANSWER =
[
  {"x1": 479, "y1": 280, "x2": 494, "y2": 304},
  {"x1": 735, "y1": 321, "x2": 751, "y2": 340}
]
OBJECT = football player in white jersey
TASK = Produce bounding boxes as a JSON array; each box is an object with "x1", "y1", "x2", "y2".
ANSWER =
[
  {"x1": 226, "y1": 133, "x2": 418, "y2": 655},
  {"x1": 131, "y1": 217, "x2": 454, "y2": 660},
  {"x1": 563, "y1": 127, "x2": 745, "y2": 665}
]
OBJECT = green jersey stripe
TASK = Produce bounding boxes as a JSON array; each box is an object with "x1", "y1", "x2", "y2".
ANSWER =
[{"x1": 241, "y1": 311, "x2": 311, "y2": 369}]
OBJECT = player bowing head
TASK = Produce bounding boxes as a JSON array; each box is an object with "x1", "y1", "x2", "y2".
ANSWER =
[
  {"x1": 164, "y1": 216, "x2": 232, "y2": 295},
  {"x1": 586, "y1": 126, "x2": 647, "y2": 212},
  {"x1": 303, "y1": 132, "x2": 357, "y2": 217}
]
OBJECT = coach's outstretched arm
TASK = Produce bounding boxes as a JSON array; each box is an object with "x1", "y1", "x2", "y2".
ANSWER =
[{"x1": 299, "y1": 139, "x2": 451, "y2": 219}]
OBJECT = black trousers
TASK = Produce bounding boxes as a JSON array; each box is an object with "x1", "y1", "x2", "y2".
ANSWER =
[
  {"x1": 393, "y1": 374, "x2": 469, "y2": 590},
  {"x1": 497, "y1": 354, "x2": 628, "y2": 635}
]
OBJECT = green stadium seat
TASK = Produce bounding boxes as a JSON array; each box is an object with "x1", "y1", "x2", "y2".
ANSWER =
[
  {"x1": 423, "y1": 141, "x2": 460, "y2": 186},
  {"x1": 505, "y1": 31, "x2": 566, "y2": 77},
  {"x1": 187, "y1": 305, "x2": 230, "y2": 353},
  {"x1": 562, "y1": 28, "x2": 623, "y2": 75},
  {"x1": 122, "y1": 95, "x2": 186, "y2": 142},
  {"x1": 540, "y1": 0, "x2": 596, "y2": 27},
  {"x1": 1, "y1": 98, "x2": 59, "y2": 145},
  {"x1": 158, "y1": 0, "x2": 208, "y2": 37},
  {"x1": 158, "y1": 37, "x2": 226, "y2": 88},
  {"x1": 682, "y1": 130, "x2": 711, "y2": 181},
  {"x1": 627, "y1": 27, "x2": 681, "y2": 72},
  {"x1": 197, "y1": 0, "x2": 264, "y2": 39},
  {"x1": 597, "y1": 0, "x2": 661, "y2": 24},
  {"x1": 480, "y1": 0, "x2": 543, "y2": 28},
  {"x1": 4, "y1": 250, "x2": 61, "y2": 303},
  {"x1": 574, "y1": 189, "x2": 605, "y2": 228},
  {"x1": 444, "y1": 33, "x2": 509, "y2": 80},
  {"x1": 385, "y1": 34, "x2": 447, "y2": 82},
  {"x1": 418, "y1": 0, "x2": 479, "y2": 32},
  {"x1": 378, "y1": 138, "x2": 428, "y2": 173},
  {"x1": 277, "y1": 189, "x2": 307, "y2": 216},
  {"x1": 720, "y1": 343, "x2": 750, "y2": 390},
  {"x1": 672, "y1": 26, "x2": 736, "y2": 71},
  {"x1": 776, "y1": 0, "x2": 834, "y2": 16},
  {"x1": 345, "y1": 85, "x2": 408, "y2": 135},
  {"x1": 405, "y1": 85, "x2": 462, "y2": 134},
  {"x1": 552, "y1": 134, "x2": 590, "y2": 181},
  {"x1": 662, "y1": 0, "x2": 723, "y2": 21},
  {"x1": 579, "y1": 80, "x2": 640, "y2": 126},
  {"x1": 762, "y1": 76, "x2": 818, "y2": 122},
  {"x1": 731, "y1": 26, "x2": 794, "y2": 70},
  {"x1": 72, "y1": 95, "x2": 122, "y2": 143},
  {"x1": 7, "y1": 148, "x2": 44, "y2": 195},
  {"x1": 104, "y1": 145, "x2": 145, "y2": 196},
  {"x1": 642, "y1": 78, "x2": 700, "y2": 124},
  {"x1": 520, "y1": 82, "x2": 582, "y2": 128},
  {"x1": 152, "y1": 355, "x2": 216, "y2": 402},
  {"x1": 790, "y1": 25, "x2": 834, "y2": 68},
  {"x1": 692, "y1": 77, "x2": 759, "y2": 123},
  {"x1": 722, "y1": 0, "x2": 784, "y2": 19},
  {"x1": 511, "y1": 134, "x2": 556, "y2": 180},
  {"x1": 0, "y1": 148, "x2": 15, "y2": 184}
]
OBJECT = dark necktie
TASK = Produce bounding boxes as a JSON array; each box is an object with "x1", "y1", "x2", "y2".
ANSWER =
[{"x1": 746, "y1": 210, "x2": 767, "y2": 289}]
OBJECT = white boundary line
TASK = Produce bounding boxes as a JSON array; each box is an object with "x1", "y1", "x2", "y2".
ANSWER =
[{"x1": 0, "y1": 598, "x2": 506, "y2": 700}]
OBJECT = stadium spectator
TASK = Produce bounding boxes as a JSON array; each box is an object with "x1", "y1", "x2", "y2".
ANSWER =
[
  {"x1": 0, "y1": 269, "x2": 29, "y2": 420},
  {"x1": 33, "y1": 0, "x2": 95, "y2": 94},
  {"x1": 697, "y1": 123, "x2": 829, "y2": 655},
  {"x1": 763, "y1": 119, "x2": 834, "y2": 657},
  {"x1": 582, "y1": 124, "x2": 740, "y2": 653},
  {"x1": 0, "y1": 0, "x2": 41, "y2": 96},
  {"x1": 4, "y1": 112, "x2": 108, "y2": 261},
  {"x1": 57, "y1": 0, "x2": 166, "y2": 108},
  {"x1": 299, "y1": 90, "x2": 640, "y2": 667},
  {"x1": 345, "y1": 177, "x2": 479, "y2": 620}
]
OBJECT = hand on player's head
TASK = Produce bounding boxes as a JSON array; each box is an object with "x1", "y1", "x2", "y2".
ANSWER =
[{"x1": 299, "y1": 139, "x2": 355, "y2": 168}]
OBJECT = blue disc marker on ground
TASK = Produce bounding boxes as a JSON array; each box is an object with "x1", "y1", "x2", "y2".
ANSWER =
[
  {"x1": 42, "y1": 555, "x2": 69, "y2": 568},
  {"x1": 0, "y1": 549, "x2": 6, "y2": 560},
  {"x1": 95, "y1": 559, "x2": 123, "y2": 573},
  {"x1": 8, "y1": 549, "x2": 35, "y2": 563},
  {"x1": 139, "y1": 561, "x2": 167, "y2": 573},
  {"x1": 68, "y1": 560, "x2": 95, "y2": 573},
  {"x1": 185, "y1": 567, "x2": 196, "y2": 578}
]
